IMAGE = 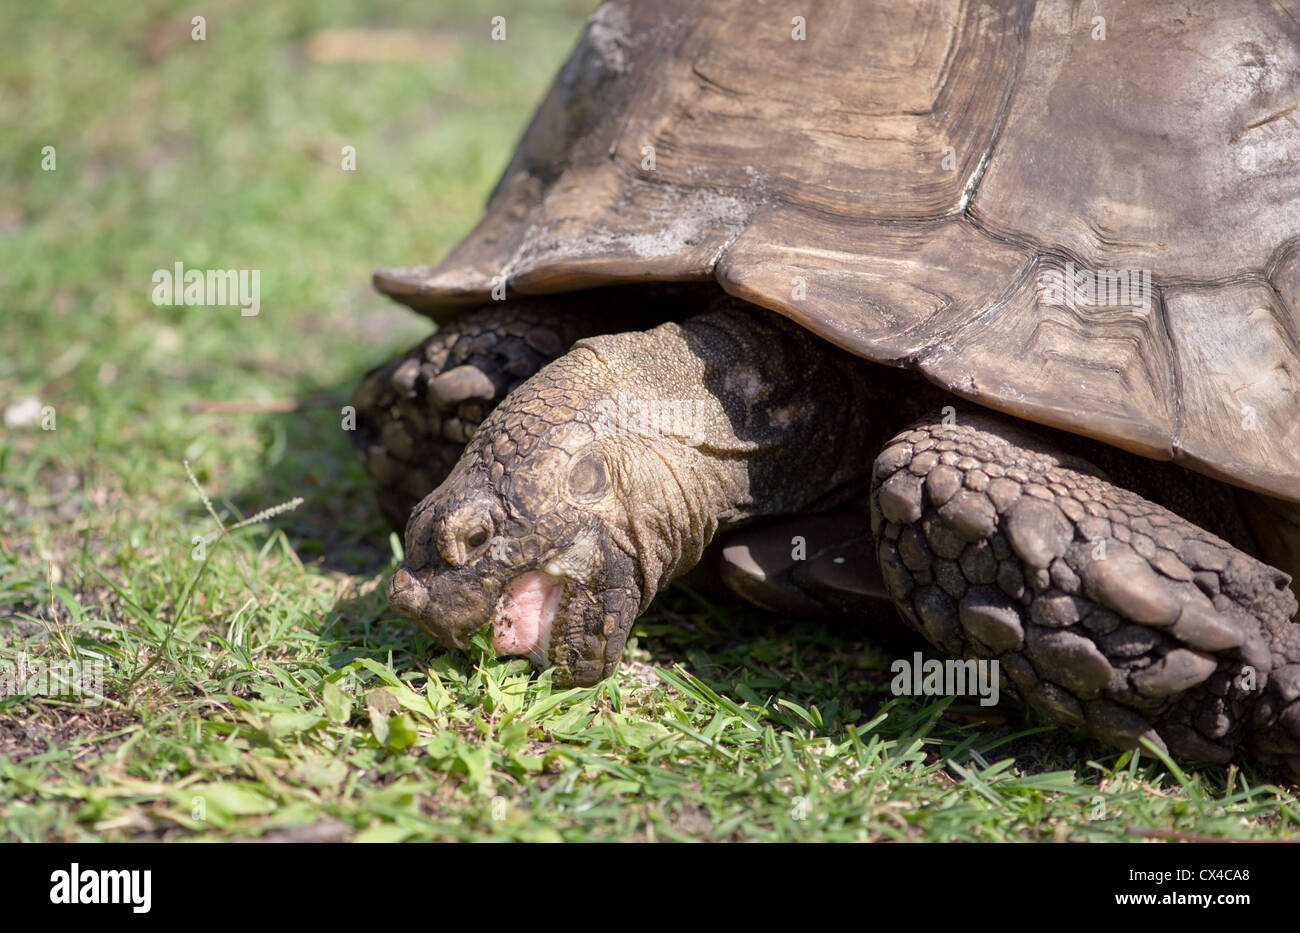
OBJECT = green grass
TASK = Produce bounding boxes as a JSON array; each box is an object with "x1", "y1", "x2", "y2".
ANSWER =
[{"x1": 2, "y1": 0, "x2": 1298, "y2": 842}]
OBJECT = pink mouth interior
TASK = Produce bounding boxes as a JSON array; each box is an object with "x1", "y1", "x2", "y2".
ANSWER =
[{"x1": 492, "y1": 570, "x2": 562, "y2": 663}]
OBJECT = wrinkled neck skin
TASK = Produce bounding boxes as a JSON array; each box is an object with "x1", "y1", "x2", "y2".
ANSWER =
[{"x1": 583, "y1": 307, "x2": 885, "y2": 606}]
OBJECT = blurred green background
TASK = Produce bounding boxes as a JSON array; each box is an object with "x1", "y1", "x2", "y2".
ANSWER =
[{"x1": 1, "y1": 0, "x2": 596, "y2": 564}]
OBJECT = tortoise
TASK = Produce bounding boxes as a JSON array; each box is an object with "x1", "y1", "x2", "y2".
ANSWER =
[{"x1": 351, "y1": 0, "x2": 1300, "y2": 777}]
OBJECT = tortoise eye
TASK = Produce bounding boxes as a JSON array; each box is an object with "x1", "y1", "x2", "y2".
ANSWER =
[{"x1": 440, "y1": 514, "x2": 494, "y2": 567}]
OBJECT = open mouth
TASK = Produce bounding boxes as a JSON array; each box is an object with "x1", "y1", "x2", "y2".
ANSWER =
[{"x1": 491, "y1": 570, "x2": 565, "y2": 668}]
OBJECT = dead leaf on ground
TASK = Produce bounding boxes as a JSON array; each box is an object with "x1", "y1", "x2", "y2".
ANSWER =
[{"x1": 304, "y1": 29, "x2": 458, "y2": 63}]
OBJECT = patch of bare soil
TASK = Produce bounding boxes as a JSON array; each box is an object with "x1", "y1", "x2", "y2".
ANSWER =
[{"x1": 0, "y1": 703, "x2": 137, "y2": 764}]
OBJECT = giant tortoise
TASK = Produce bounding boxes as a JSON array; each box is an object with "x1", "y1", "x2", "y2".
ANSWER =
[{"x1": 352, "y1": 0, "x2": 1300, "y2": 777}]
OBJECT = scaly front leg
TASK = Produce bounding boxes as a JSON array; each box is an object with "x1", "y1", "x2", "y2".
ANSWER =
[{"x1": 870, "y1": 412, "x2": 1300, "y2": 778}]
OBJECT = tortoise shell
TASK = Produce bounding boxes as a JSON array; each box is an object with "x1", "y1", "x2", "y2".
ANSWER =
[{"x1": 375, "y1": 0, "x2": 1300, "y2": 503}]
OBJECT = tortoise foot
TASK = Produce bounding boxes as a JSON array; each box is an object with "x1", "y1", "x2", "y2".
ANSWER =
[{"x1": 870, "y1": 410, "x2": 1300, "y2": 778}]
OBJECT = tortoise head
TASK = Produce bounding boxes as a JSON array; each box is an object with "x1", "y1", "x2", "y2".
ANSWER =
[
  {"x1": 388, "y1": 405, "x2": 643, "y2": 687},
  {"x1": 385, "y1": 312, "x2": 850, "y2": 686}
]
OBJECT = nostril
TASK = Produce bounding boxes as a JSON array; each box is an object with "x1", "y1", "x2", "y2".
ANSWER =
[
  {"x1": 391, "y1": 568, "x2": 415, "y2": 593},
  {"x1": 389, "y1": 568, "x2": 430, "y2": 619}
]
